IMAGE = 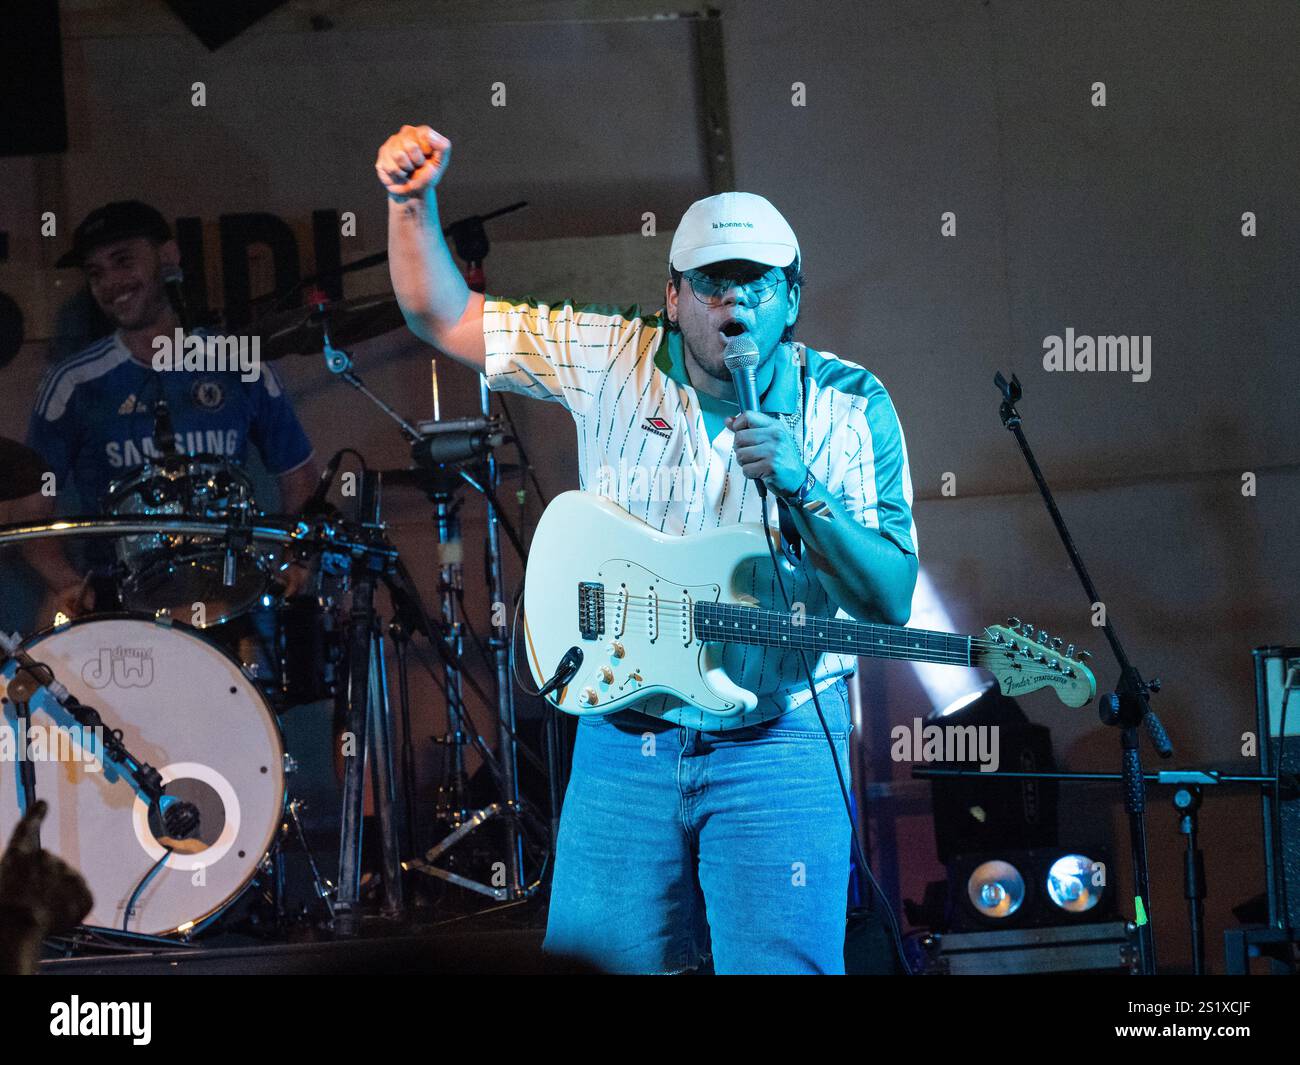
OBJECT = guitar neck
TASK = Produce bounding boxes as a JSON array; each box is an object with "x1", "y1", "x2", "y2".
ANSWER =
[{"x1": 693, "y1": 601, "x2": 973, "y2": 667}]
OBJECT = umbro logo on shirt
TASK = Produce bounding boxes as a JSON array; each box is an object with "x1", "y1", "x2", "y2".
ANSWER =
[
  {"x1": 642, "y1": 416, "x2": 673, "y2": 439},
  {"x1": 118, "y1": 394, "x2": 141, "y2": 415}
]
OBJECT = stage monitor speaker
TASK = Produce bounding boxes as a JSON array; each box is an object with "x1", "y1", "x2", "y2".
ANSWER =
[
  {"x1": 1253, "y1": 645, "x2": 1300, "y2": 929},
  {"x1": 0, "y1": 0, "x2": 68, "y2": 156}
]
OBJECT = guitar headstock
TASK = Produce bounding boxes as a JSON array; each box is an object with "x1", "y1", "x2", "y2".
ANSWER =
[{"x1": 973, "y1": 618, "x2": 1097, "y2": 708}]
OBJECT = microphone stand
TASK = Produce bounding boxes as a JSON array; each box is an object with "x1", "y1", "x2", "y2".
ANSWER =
[
  {"x1": 0, "y1": 632, "x2": 201, "y2": 841},
  {"x1": 993, "y1": 371, "x2": 1171, "y2": 976}
]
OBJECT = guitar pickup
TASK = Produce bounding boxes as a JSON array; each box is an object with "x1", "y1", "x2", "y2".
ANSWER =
[{"x1": 578, "y1": 582, "x2": 605, "y2": 641}]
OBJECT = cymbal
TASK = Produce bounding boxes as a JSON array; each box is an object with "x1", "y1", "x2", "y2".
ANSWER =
[
  {"x1": 0, "y1": 437, "x2": 45, "y2": 502},
  {"x1": 250, "y1": 294, "x2": 408, "y2": 361}
]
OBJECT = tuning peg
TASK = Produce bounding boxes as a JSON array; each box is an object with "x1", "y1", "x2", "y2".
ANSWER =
[
  {"x1": 1149, "y1": 677, "x2": 1162, "y2": 693},
  {"x1": 1076, "y1": 650, "x2": 1092, "y2": 663},
  {"x1": 1038, "y1": 629, "x2": 1050, "y2": 645},
  {"x1": 1005, "y1": 616, "x2": 1021, "y2": 629},
  {"x1": 1020, "y1": 621, "x2": 1034, "y2": 637},
  {"x1": 1051, "y1": 637, "x2": 1063, "y2": 651},
  {"x1": 1065, "y1": 643, "x2": 1075, "y2": 659}
]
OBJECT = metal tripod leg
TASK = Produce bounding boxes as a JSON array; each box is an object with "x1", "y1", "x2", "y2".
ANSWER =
[
  {"x1": 334, "y1": 470, "x2": 404, "y2": 934},
  {"x1": 368, "y1": 629, "x2": 404, "y2": 918},
  {"x1": 334, "y1": 583, "x2": 373, "y2": 935}
]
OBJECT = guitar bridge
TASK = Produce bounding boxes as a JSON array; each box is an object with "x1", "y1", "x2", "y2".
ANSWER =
[{"x1": 578, "y1": 581, "x2": 605, "y2": 641}]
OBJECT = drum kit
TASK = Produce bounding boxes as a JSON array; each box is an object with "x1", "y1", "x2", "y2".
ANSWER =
[{"x1": 0, "y1": 288, "x2": 552, "y2": 944}]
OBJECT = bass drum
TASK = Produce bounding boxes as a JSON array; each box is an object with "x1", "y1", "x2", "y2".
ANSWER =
[{"x1": 0, "y1": 616, "x2": 286, "y2": 936}]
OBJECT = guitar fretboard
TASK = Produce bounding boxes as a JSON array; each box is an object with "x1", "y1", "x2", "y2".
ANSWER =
[{"x1": 692, "y1": 600, "x2": 973, "y2": 666}]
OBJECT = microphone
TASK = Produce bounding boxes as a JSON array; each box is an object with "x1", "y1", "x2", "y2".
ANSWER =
[
  {"x1": 153, "y1": 398, "x2": 177, "y2": 457},
  {"x1": 155, "y1": 794, "x2": 202, "y2": 841},
  {"x1": 162, "y1": 264, "x2": 193, "y2": 334},
  {"x1": 723, "y1": 334, "x2": 765, "y2": 498},
  {"x1": 410, "y1": 417, "x2": 504, "y2": 469},
  {"x1": 302, "y1": 448, "x2": 346, "y2": 516}
]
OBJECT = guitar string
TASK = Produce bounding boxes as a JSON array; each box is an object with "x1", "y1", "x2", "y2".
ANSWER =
[
  {"x1": 592, "y1": 601, "x2": 986, "y2": 664},
  {"x1": 589, "y1": 591, "x2": 1063, "y2": 647},
  {"x1": 590, "y1": 592, "x2": 992, "y2": 646},
  {"x1": 585, "y1": 594, "x2": 1081, "y2": 668}
]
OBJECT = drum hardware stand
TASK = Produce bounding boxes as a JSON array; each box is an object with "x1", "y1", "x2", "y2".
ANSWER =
[
  {"x1": 263, "y1": 797, "x2": 336, "y2": 930},
  {"x1": 394, "y1": 411, "x2": 544, "y2": 903},
  {"x1": 994, "y1": 371, "x2": 1174, "y2": 976},
  {"x1": 388, "y1": 618, "x2": 420, "y2": 860},
  {"x1": 380, "y1": 555, "x2": 550, "y2": 902},
  {"x1": 430, "y1": 490, "x2": 471, "y2": 828},
  {"x1": 333, "y1": 469, "x2": 407, "y2": 935},
  {"x1": 309, "y1": 316, "x2": 546, "y2": 905}
]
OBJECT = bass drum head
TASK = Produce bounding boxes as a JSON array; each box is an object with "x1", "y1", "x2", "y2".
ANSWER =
[{"x1": 0, "y1": 616, "x2": 285, "y2": 935}]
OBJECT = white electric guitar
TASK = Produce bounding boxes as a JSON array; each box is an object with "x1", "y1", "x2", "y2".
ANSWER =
[{"x1": 522, "y1": 492, "x2": 1097, "y2": 727}]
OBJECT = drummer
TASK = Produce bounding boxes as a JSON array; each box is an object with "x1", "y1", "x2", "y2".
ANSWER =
[{"x1": 14, "y1": 201, "x2": 319, "y2": 622}]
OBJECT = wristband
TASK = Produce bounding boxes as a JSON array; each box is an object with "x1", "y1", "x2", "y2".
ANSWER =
[{"x1": 775, "y1": 467, "x2": 816, "y2": 505}]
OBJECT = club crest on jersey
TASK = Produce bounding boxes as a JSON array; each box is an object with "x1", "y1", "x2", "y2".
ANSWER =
[
  {"x1": 191, "y1": 379, "x2": 225, "y2": 411},
  {"x1": 117, "y1": 394, "x2": 141, "y2": 415},
  {"x1": 642, "y1": 416, "x2": 673, "y2": 439}
]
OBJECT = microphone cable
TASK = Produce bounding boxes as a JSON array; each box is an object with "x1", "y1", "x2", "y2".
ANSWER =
[{"x1": 759, "y1": 498, "x2": 913, "y2": 975}]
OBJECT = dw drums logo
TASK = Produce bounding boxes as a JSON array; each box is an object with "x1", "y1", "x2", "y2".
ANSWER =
[{"x1": 82, "y1": 647, "x2": 155, "y2": 689}]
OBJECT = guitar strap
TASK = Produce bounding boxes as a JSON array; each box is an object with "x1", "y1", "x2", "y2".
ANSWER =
[{"x1": 774, "y1": 342, "x2": 806, "y2": 563}]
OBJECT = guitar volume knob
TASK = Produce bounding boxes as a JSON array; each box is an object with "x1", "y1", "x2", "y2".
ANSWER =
[
  {"x1": 599, "y1": 666, "x2": 615, "y2": 684},
  {"x1": 582, "y1": 687, "x2": 599, "y2": 706}
]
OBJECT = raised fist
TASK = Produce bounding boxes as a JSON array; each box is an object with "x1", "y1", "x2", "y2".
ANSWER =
[{"x1": 375, "y1": 125, "x2": 452, "y2": 201}]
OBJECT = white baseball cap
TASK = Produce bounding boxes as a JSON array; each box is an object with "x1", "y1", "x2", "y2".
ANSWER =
[{"x1": 668, "y1": 191, "x2": 800, "y2": 272}]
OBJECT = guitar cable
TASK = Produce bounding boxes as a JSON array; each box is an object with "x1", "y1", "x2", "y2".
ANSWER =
[{"x1": 760, "y1": 500, "x2": 914, "y2": 976}]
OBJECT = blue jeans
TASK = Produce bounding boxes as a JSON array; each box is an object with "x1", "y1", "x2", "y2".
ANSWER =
[{"x1": 543, "y1": 681, "x2": 853, "y2": 974}]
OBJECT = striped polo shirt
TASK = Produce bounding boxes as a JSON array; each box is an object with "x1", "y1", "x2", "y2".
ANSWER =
[{"x1": 484, "y1": 296, "x2": 917, "y2": 730}]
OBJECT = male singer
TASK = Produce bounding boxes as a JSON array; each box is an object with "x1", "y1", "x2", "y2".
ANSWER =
[
  {"x1": 16, "y1": 201, "x2": 318, "y2": 621},
  {"x1": 378, "y1": 126, "x2": 918, "y2": 974}
]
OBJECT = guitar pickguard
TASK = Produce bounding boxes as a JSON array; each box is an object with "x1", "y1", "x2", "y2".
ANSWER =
[{"x1": 560, "y1": 557, "x2": 755, "y2": 715}]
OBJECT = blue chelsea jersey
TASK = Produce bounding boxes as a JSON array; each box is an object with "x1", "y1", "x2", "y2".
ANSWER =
[{"x1": 27, "y1": 331, "x2": 314, "y2": 510}]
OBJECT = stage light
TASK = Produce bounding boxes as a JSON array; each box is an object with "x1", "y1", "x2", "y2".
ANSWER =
[
  {"x1": 966, "y1": 859, "x2": 1026, "y2": 920},
  {"x1": 937, "y1": 686, "x2": 988, "y2": 718},
  {"x1": 1046, "y1": 853, "x2": 1101, "y2": 915},
  {"x1": 944, "y1": 848, "x2": 1113, "y2": 930}
]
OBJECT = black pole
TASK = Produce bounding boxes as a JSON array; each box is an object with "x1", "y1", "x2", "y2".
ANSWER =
[{"x1": 1175, "y1": 784, "x2": 1207, "y2": 975}]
